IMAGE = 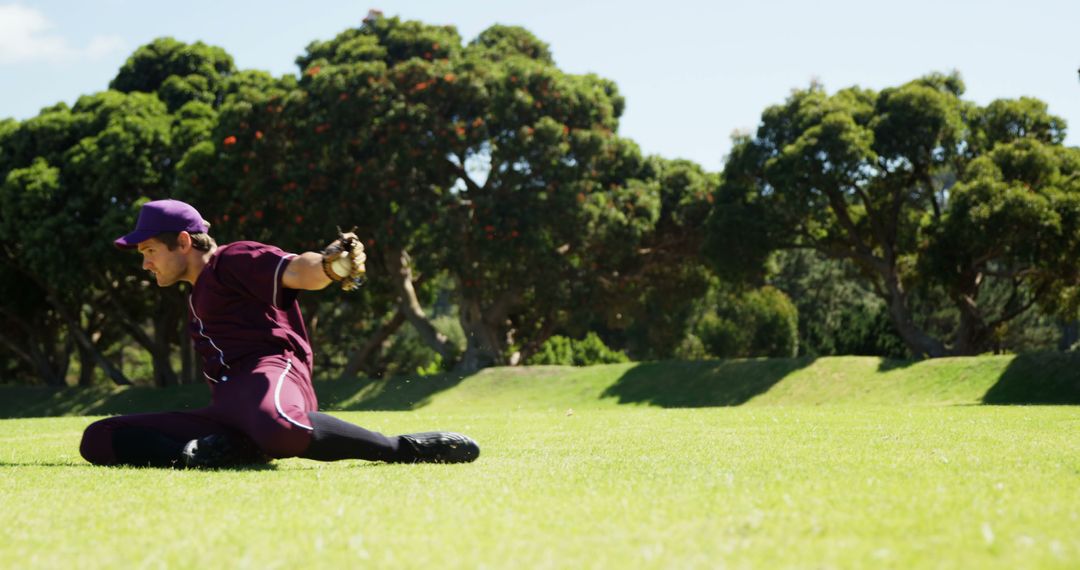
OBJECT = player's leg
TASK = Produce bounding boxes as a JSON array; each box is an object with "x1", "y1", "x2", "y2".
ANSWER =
[
  {"x1": 203, "y1": 354, "x2": 318, "y2": 459},
  {"x1": 79, "y1": 410, "x2": 263, "y2": 468},
  {"x1": 198, "y1": 354, "x2": 479, "y2": 464},
  {"x1": 300, "y1": 412, "x2": 480, "y2": 463},
  {"x1": 300, "y1": 411, "x2": 407, "y2": 462}
]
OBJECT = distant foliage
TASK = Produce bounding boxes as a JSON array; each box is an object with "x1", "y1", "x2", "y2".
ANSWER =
[
  {"x1": 689, "y1": 286, "x2": 799, "y2": 359},
  {"x1": 527, "y1": 333, "x2": 629, "y2": 366},
  {"x1": 769, "y1": 250, "x2": 908, "y2": 358},
  {"x1": 707, "y1": 72, "x2": 1080, "y2": 357},
  {"x1": 4, "y1": 18, "x2": 1080, "y2": 387}
]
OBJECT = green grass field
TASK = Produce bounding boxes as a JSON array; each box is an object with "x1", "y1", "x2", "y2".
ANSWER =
[{"x1": 2, "y1": 355, "x2": 1079, "y2": 568}]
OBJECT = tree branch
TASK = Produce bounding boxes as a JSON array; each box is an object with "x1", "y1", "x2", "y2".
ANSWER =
[{"x1": 340, "y1": 308, "x2": 407, "y2": 379}]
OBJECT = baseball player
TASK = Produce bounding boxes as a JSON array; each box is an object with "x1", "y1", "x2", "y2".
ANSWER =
[{"x1": 80, "y1": 199, "x2": 479, "y2": 468}]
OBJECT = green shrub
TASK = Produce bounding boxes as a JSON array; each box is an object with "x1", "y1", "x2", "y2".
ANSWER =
[
  {"x1": 673, "y1": 333, "x2": 709, "y2": 360},
  {"x1": 695, "y1": 286, "x2": 799, "y2": 358},
  {"x1": 527, "y1": 332, "x2": 630, "y2": 366}
]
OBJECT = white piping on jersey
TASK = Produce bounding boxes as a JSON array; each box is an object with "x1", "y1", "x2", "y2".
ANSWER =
[
  {"x1": 188, "y1": 295, "x2": 230, "y2": 376},
  {"x1": 274, "y1": 357, "x2": 313, "y2": 431},
  {"x1": 273, "y1": 254, "x2": 297, "y2": 308},
  {"x1": 203, "y1": 371, "x2": 231, "y2": 383}
]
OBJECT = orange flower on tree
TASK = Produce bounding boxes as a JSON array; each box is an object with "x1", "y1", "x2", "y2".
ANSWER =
[{"x1": 223, "y1": 135, "x2": 237, "y2": 146}]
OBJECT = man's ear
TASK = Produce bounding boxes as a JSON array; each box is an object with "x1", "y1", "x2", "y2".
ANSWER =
[{"x1": 177, "y1": 231, "x2": 193, "y2": 252}]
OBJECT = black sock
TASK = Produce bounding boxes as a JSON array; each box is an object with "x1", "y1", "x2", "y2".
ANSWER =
[
  {"x1": 112, "y1": 427, "x2": 186, "y2": 468},
  {"x1": 300, "y1": 412, "x2": 409, "y2": 462}
]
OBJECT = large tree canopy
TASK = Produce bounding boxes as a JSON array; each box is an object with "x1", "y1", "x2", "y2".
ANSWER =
[
  {"x1": 0, "y1": 91, "x2": 177, "y2": 385},
  {"x1": 5, "y1": 18, "x2": 1079, "y2": 386},
  {"x1": 110, "y1": 37, "x2": 237, "y2": 112},
  {"x1": 201, "y1": 15, "x2": 699, "y2": 371},
  {"x1": 0, "y1": 38, "x2": 239, "y2": 386},
  {"x1": 707, "y1": 73, "x2": 1080, "y2": 357}
]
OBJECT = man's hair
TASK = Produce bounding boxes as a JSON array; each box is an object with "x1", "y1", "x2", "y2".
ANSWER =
[{"x1": 155, "y1": 231, "x2": 217, "y2": 252}]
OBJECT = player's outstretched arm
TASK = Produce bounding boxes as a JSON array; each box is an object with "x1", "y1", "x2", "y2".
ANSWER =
[
  {"x1": 282, "y1": 252, "x2": 335, "y2": 291},
  {"x1": 282, "y1": 231, "x2": 367, "y2": 292}
]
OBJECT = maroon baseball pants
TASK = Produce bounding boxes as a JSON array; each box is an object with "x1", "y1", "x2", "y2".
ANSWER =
[{"x1": 80, "y1": 353, "x2": 317, "y2": 465}]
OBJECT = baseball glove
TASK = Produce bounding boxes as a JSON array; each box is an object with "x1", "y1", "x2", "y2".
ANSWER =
[{"x1": 322, "y1": 227, "x2": 367, "y2": 291}]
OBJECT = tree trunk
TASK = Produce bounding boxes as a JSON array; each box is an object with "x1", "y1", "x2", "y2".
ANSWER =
[
  {"x1": 77, "y1": 341, "x2": 96, "y2": 386},
  {"x1": 458, "y1": 295, "x2": 505, "y2": 372},
  {"x1": 150, "y1": 293, "x2": 182, "y2": 387},
  {"x1": 516, "y1": 319, "x2": 559, "y2": 364},
  {"x1": 952, "y1": 295, "x2": 992, "y2": 355},
  {"x1": 104, "y1": 286, "x2": 180, "y2": 387},
  {"x1": 180, "y1": 335, "x2": 196, "y2": 385},
  {"x1": 456, "y1": 289, "x2": 520, "y2": 373},
  {"x1": 341, "y1": 309, "x2": 406, "y2": 379},
  {"x1": 1059, "y1": 321, "x2": 1079, "y2": 351},
  {"x1": 47, "y1": 293, "x2": 131, "y2": 386},
  {"x1": 881, "y1": 272, "x2": 948, "y2": 358},
  {"x1": 56, "y1": 337, "x2": 72, "y2": 383},
  {"x1": 383, "y1": 246, "x2": 456, "y2": 362},
  {"x1": 0, "y1": 307, "x2": 72, "y2": 385},
  {"x1": 0, "y1": 331, "x2": 63, "y2": 386}
]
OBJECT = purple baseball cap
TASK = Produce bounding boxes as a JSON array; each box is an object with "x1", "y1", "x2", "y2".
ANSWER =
[{"x1": 114, "y1": 199, "x2": 210, "y2": 249}]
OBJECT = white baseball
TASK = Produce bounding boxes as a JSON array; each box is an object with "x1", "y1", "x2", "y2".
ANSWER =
[{"x1": 331, "y1": 257, "x2": 352, "y2": 278}]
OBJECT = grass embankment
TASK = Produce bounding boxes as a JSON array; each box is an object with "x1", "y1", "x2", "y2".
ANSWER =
[
  {"x1": 1, "y1": 354, "x2": 1078, "y2": 568},
  {"x1": 2, "y1": 352, "x2": 1077, "y2": 418}
]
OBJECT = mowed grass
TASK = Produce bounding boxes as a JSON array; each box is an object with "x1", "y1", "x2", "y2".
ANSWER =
[
  {"x1": 2, "y1": 354, "x2": 1079, "y2": 568},
  {"x1": 2, "y1": 406, "x2": 1079, "y2": 569}
]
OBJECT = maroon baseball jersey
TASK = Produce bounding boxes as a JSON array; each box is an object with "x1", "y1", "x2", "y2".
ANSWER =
[{"x1": 188, "y1": 241, "x2": 313, "y2": 383}]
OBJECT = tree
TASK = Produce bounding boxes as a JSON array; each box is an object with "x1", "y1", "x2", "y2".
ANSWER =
[
  {"x1": 221, "y1": 16, "x2": 674, "y2": 372},
  {"x1": 111, "y1": 37, "x2": 236, "y2": 112},
  {"x1": 689, "y1": 284, "x2": 799, "y2": 359},
  {"x1": 0, "y1": 38, "x2": 237, "y2": 386},
  {"x1": 437, "y1": 26, "x2": 674, "y2": 370},
  {"x1": 707, "y1": 73, "x2": 1080, "y2": 357},
  {"x1": 769, "y1": 249, "x2": 907, "y2": 358},
  {"x1": 924, "y1": 137, "x2": 1080, "y2": 352},
  {"x1": 579, "y1": 157, "x2": 717, "y2": 360}
]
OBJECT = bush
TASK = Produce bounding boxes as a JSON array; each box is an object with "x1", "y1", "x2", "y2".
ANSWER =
[
  {"x1": 380, "y1": 314, "x2": 462, "y2": 378},
  {"x1": 694, "y1": 286, "x2": 799, "y2": 358},
  {"x1": 527, "y1": 332, "x2": 630, "y2": 366}
]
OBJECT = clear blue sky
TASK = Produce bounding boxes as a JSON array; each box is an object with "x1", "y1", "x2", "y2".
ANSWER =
[{"x1": 2, "y1": 0, "x2": 1077, "y2": 171}]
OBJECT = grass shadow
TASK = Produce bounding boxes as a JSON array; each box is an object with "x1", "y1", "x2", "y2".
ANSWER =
[
  {"x1": 876, "y1": 357, "x2": 918, "y2": 372},
  {"x1": 0, "y1": 370, "x2": 476, "y2": 418},
  {"x1": 317, "y1": 371, "x2": 473, "y2": 411},
  {"x1": 0, "y1": 384, "x2": 211, "y2": 418},
  {"x1": 0, "y1": 460, "x2": 280, "y2": 471},
  {"x1": 982, "y1": 352, "x2": 1080, "y2": 405},
  {"x1": 601, "y1": 357, "x2": 815, "y2": 407},
  {"x1": 0, "y1": 461, "x2": 94, "y2": 468}
]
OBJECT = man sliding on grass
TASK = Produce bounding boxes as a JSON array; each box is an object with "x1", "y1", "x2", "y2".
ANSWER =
[{"x1": 80, "y1": 199, "x2": 479, "y2": 468}]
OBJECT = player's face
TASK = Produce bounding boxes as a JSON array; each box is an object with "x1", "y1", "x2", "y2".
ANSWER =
[{"x1": 137, "y1": 238, "x2": 187, "y2": 287}]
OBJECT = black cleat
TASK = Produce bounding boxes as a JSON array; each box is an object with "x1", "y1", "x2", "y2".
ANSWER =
[
  {"x1": 181, "y1": 434, "x2": 268, "y2": 469},
  {"x1": 400, "y1": 432, "x2": 480, "y2": 464}
]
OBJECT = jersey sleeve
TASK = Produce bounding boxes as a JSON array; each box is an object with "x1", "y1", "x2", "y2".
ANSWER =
[{"x1": 215, "y1": 241, "x2": 299, "y2": 309}]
